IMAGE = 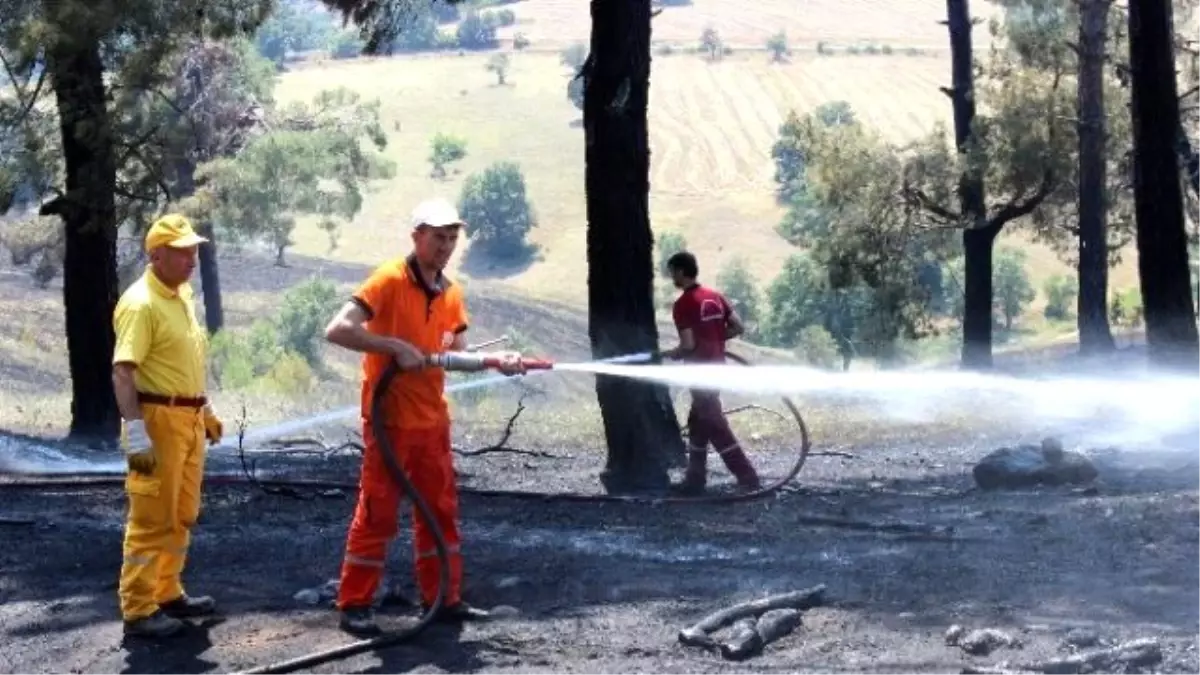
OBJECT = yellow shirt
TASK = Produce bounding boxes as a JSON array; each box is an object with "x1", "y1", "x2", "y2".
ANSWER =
[{"x1": 112, "y1": 268, "x2": 208, "y2": 397}]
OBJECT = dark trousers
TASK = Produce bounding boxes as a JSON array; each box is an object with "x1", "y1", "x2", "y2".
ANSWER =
[{"x1": 685, "y1": 390, "x2": 760, "y2": 487}]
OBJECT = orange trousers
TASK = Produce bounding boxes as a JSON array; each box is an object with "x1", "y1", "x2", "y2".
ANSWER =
[{"x1": 337, "y1": 421, "x2": 462, "y2": 610}]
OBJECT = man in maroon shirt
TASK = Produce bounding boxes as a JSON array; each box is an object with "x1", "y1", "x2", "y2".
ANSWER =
[{"x1": 660, "y1": 251, "x2": 762, "y2": 494}]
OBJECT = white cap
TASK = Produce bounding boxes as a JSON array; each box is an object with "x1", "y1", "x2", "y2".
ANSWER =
[{"x1": 410, "y1": 198, "x2": 465, "y2": 230}]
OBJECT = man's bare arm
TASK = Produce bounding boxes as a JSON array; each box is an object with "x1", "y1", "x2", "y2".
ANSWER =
[
  {"x1": 324, "y1": 301, "x2": 406, "y2": 354},
  {"x1": 725, "y1": 309, "x2": 745, "y2": 340},
  {"x1": 661, "y1": 327, "x2": 696, "y2": 359},
  {"x1": 112, "y1": 363, "x2": 142, "y2": 421}
]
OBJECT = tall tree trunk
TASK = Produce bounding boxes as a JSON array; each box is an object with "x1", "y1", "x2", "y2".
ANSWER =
[
  {"x1": 945, "y1": 0, "x2": 994, "y2": 369},
  {"x1": 1076, "y1": 0, "x2": 1116, "y2": 355},
  {"x1": 41, "y1": 38, "x2": 121, "y2": 446},
  {"x1": 1127, "y1": 0, "x2": 1200, "y2": 370},
  {"x1": 584, "y1": 0, "x2": 684, "y2": 495},
  {"x1": 197, "y1": 224, "x2": 224, "y2": 333},
  {"x1": 962, "y1": 225, "x2": 999, "y2": 367},
  {"x1": 174, "y1": 158, "x2": 224, "y2": 333}
]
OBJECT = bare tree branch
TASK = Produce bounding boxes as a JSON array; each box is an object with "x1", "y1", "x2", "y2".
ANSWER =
[{"x1": 452, "y1": 391, "x2": 563, "y2": 459}]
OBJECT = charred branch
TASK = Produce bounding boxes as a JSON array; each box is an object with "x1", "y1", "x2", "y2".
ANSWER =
[
  {"x1": 966, "y1": 638, "x2": 1163, "y2": 674},
  {"x1": 679, "y1": 585, "x2": 827, "y2": 652}
]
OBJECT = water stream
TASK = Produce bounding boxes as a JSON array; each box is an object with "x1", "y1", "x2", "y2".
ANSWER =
[{"x1": 3, "y1": 351, "x2": 1196, "y2": 476}]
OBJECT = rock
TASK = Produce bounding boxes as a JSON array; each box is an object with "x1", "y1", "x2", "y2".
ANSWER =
[
  {"x1": 957, "y1": 628, "x2": 1021, "y2": 656},
  {"x1": 973, "y1": 443, "x2": 1098, "y2": 490},
  {"x1": 946, "y1": 624, "x2": 967, "y2": 645}
]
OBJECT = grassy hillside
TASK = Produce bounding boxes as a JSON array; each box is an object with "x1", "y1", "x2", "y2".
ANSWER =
[
  {"x1": 0, "y1": 0, "x2": 1148, "y2": 437},
  {"x1": 488, "y1": 0, "x2": 1002, "y2": 50},
  {"x1": 277, "y1": 48, "x2": 1139, "y2": 310}
]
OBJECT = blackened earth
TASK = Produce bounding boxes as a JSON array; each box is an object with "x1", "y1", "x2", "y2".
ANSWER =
[{"x1": 1, "y1": 422, "x2": 1197, "y2": 674}]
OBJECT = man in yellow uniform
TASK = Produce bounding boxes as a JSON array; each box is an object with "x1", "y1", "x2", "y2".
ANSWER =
[{"x1": 111, "y1": 214, "x2": 224, "y2": 638}]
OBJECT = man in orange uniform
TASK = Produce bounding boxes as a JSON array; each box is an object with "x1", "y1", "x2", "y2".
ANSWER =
[
  {"x1": 661, "y1": 251, "x2": 762, "y2": 495},
  {"x1": 112, "y1": 214, "x2": 224, "y2": 638},
  {"x1": 324, "y1": 198, "x2": 524, "y2": 636}
]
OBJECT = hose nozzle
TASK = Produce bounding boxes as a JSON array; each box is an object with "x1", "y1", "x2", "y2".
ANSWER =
[{"x1": 426, "y1": 351, "x2": 555, "y2": 373}]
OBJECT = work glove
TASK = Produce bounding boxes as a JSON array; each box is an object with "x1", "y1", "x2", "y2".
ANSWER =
[
  {"x1": 202, "y1": 405, "x2": 223, "y2": 446},
  {"x1": 123, "y1": 419, "x2": 156, "y2": 475}
]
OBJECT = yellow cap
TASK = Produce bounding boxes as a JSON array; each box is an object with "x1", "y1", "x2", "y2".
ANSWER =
[{"x1": 144, "y1": 214, "x2": 208, "y2": 252}]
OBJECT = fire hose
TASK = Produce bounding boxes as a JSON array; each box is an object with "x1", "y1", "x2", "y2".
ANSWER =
[
  {"x1": 233, "y1": 349, "x2": 810, "y2": 674},
  {"x1": 1, "y1": 350, "x2": 810, "y2": 674}
]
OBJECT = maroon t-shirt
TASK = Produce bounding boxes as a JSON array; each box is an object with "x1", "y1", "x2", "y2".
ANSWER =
[{"x1": 672, "y1": 284, "x2": 732, "y2": 363}]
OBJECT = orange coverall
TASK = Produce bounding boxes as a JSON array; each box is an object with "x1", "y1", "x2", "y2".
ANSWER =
[{"x1": 337, "y1": 254, "x2": 470, "y2": 610}]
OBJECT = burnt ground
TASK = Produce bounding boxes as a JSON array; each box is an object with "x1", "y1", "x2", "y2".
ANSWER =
[{"x1": 2, "y1": 407, "x2": 1198, "y2": 675}]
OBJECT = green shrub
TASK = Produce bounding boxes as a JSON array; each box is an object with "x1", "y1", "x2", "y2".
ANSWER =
[
  {"x1": 794, "y1": 325, "x2": 840, "y2": 370},
  {"x1": 275, "y1": 278, "x2": 341, "y2": 366},
  {"x1": 263, "y1": 351, "x2": 317, "y2": 394}
]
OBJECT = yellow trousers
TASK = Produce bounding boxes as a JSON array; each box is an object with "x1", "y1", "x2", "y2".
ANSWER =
[{"x1": 118, "y1": 403, "x2": 206, "y2": 621}]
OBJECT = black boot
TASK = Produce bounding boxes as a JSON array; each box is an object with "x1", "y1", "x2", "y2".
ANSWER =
[
  {"x1": 339, "y1": 606, "x2": 382, "y2": 636},
  {"x1": 123, "y1": 609, "x2": 185, "y2": 638},
  {"x1": 159, "y1": 594, "x2": 217, "y2": 619}
]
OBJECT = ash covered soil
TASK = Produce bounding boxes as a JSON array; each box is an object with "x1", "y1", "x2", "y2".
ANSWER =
[{"x1": 2, "y1": 412, "x2": 1198, "y2": 674}]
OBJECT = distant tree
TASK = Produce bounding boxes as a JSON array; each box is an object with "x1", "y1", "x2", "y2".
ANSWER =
[
  {"x1": 761, "y1": 252, "x2": 830, "y2": 347},
  {"x1": 1109, "y1": 287, "x2": 1144, "y2": 328},
  {"x1": 715, "y1": 256, "x2": 762, "y2": 337},
  {"x1": 1043, "y1": 274, "x2": 1078, "y2": 320},
  {"x1": 0, "y1": 216, "x2": 63, "y2": 289},
  {"x1": 992, "y1": 0, "x2": 1125, "y2": 354},
  {"x1": 655, "y1": 231, "x2": 687, "y2": 277},
  {"x1": 192, "y1": 88, "x2": 394, "y2": 266},
  {"x1": 795, "y1": 325, "x2": 841, "y2": 369},
  {"x1": 770, "y1": 101, "x2": 857, "y2": 205},
  {"x1": 330, "y1": 30, "x2": 364, "y2": 58},
  {"x1": 457, "y1": 9, "x2": 499, "y2": 50},
  {"x1": 992, "y1": 247, "x2": 1035, "y2": 329},
  {"x1": 150, "y1": 38, "x2": 278, "y2": 334},
  {"x1": 431, "y1": 0, "x2": 461, "y2": 23},
  {"x1": 772, "y1": 108, "x2": 958, "y2": 363},
  {"x1": 429, "y1": 132, "x2": 468, "y2": 178},
  {"x1": 813, "y1": 100, "x2": 856, "y2": 126},
  {"x1": 766, "y1": 30, "x2": 789, "y2": 62},
  {"x1": 493, "y1": 8, "x2": 516, "y2": 26},
  {"x1": 274, "y1": 277, "x2": 341, "y2": 366},
  {"x1": 458, "y1": 161, "x2": 537, "y2": 262},
  {"x1": 699, "y1": 26, "x2": 723, "y2": 61},
  {"x1": 255, "y1": 0, "x2": 337, "y2": 68},
  {"x1": 486, "y1": 53, "x2": 511, "y2": 85},
  {"x1": 1, "y1": 0, "x2": 274, "y2": 443},
  {"x1": 903, "y1": 0, "x2": 1062, "y2": 369}
]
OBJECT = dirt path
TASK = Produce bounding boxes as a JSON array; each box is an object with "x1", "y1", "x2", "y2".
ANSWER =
[{"x1": 1, "y1": 429, "x2": 1197, "y2": 674}]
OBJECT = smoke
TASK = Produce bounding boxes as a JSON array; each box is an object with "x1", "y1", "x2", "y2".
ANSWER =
[
  {"x1": 0, "y1": 434, "x2": 125, "y2": 475},
  {"x1": 0, "y1": 353, "x2": 657, "y2": 476}
]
